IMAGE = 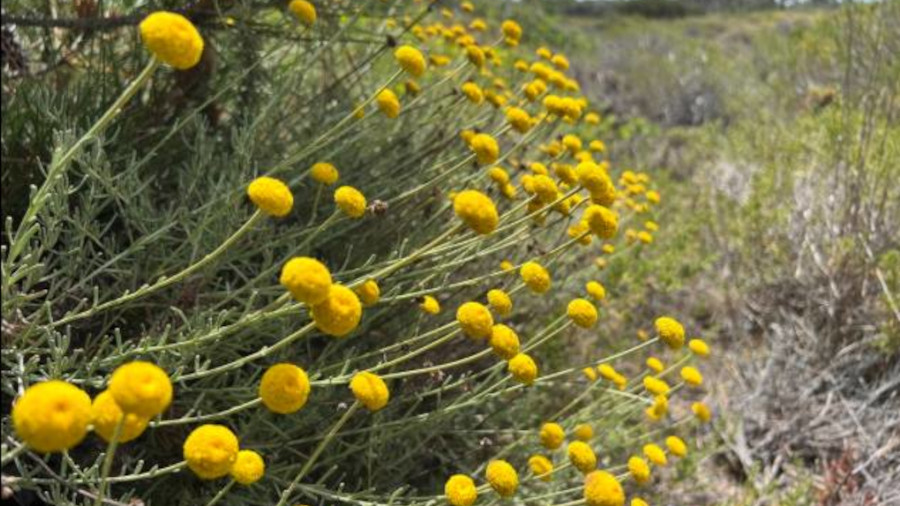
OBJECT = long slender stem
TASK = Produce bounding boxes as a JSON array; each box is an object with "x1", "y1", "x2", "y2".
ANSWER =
[
  {"x1": 93, "y1": 416, "x2": 125, "y2": 506},
  {"x1": 204, "y1": 479, "x2": 236, "y2": 506}
]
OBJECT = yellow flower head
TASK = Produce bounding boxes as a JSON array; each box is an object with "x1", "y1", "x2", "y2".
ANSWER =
[
  {"x1": 489, "y1": 324, "x2": 520, "y2": 359},
  {"x1": 461, "y1": 1, "x2": 476, "y2": 13},
  {"x1": 461, "y1": 82, "x2": 484, "y2": 104},
  {"x1": 666, "y1": 435, "x2": 687, "y2": 457},
  {"x1": 520, "y1": 261, "x2": 551, "y2": 294},
  {"x1": 311, "y1": 284, "x2": 362, "y2": 337},
  {"x1": 576, "y1": 162, "x2": 616, "y2": 206},
  {"x1": 689, "y1": 338, "x2": 710, "y2": 357},
  {"x1": 453, "y1": 189, "x2": 499, "y2": 234},
  {"x1": 288, "y1": 0, "x2": 316, "y2": 26},
  {"x1": 280, "y1": 257, "x2": 332, "y2": 305},
  {"x1": 583, "y1": 205, "x2": 618, "y2": 239},
  {"x1": 334, "y1": 185, "x2": 367, "y2": 218},
  {"x1": 539, "y1": 422, "x2": 565, "y2": 450},
  {"x1": 643, "y1": 376, "x2": 670, "y2": 396},
  {"x1": 501, "y1": 19, "x2": 522, "y2": 41},
  {"x1": 507, "y1": 353, "x2": 538, "y2": 385},
  {"x1": 506, "y1": 106, "x2": 532, "y2": 133},
  {"x1": 646, "y1": 357, "x2": 664, "y2": 374},
  {"x1": 638, "y1": 231, "x2": 653, "y2": 244},
  {"x1": 583, "y1": 367, "x2": 598, "y2": 382},
  {"x1": 567, "y1": 298, "x2": 599, "y2": 328},
  {"x1": 456, "y1": 301, "x2": 494, "y2": 339},
  {"x1": 645, "y1": 220, "x2": 659, "y2": 231},
  {"x1": 562, "y1": 134, "x2": 583, "y2": 154},
  {"x1": 376, "y1": 89, "x2": 401, "y2": 118},
  {"x1": 445, "y1": 474, "x2": 477, "y2": 506},
  {"x1": 354, "y1": 279, "x2": 380, "y2": 307},
  {"x1": 139, "y1": 12, "x2": 204, "y2": 69},
  {"x1": 531, "y1": 175, "x2": 559, "y2": 204},
  {"x1": 646, "y1": 190, "x2": 661, "y2": 203},
  {"x1": 488, "y1": 166, "x2": 510, "y2": 185},
  {"x1": 568, "y1": 441, "x2": 597, "y2": 473},
  {"x1": 247, "y1": 176, "x2": 294, "y2": 217},
  {"x1": 466, "y1": 45, "x2": 486, "y2": 68},
  {"x1": 420, "y1": 295, "x2": 441, "y2": 314},
  {"x1": 259, "y1": 363, "x2": 310, "y2": 414},
  {"x1": 586, "y1": 281, "x2": 606, "y2": 301},
  {"x1": 500, "y1": 260, "x2": 515, "y2": 272},
  {"x1": 646, "y1": 394, "x2": 668, "y2": 421},
  {"x1": 394, "y1": 45, "x2": 427, "y2": 77},
  {"x1": 231, "y1": 450, "x2": 265, "y2": 485},
  {"x1": 584, "y1": 470, "x2": 625, "y2": 506},
  {"x1": 643, "y1": 443, "x2": 667, "y2": 466},
  {"x1": 109, "y1": 361, "x2": 172, "y2": 418},
  {"x1": 528, "y1": 454, "x2": 554, "y2": 481},
  {"x1": 469, "y1": 133, "x2": 500, "y2": 165},
  {"x1": 589, "y1": 139, "x2": 606, "y2": 152},
  {"x1": 574, "y1": 423, "x2": 594, "y2": 441},
  {"x1": 310, "y1": 162, "x2": 339, "y2": 185},
  {"x1": 628, "y1": 456, "x2": 651, "y2": 485},
  {"x1": 350, "y1": 371, "x2": 390, "y2": 411},
  {"x1": 91, "y1": 390, "x2": 149, "y2": 443},
  {"x1": 632, "y1": 498, "x2": 649, "y2": 506},
  {"x1": 13, "y1": 381, "x2": 91, "y2": 453},
  {"x1": 551, "y1": 54, "x2": 570, "y2": 70},
  {"x1": 183, "y1": 424, "x2": 239, "y2": 479},
  {"x1": 486, "y1": 460, "x2": 519, "y2": 497},
  {"x1": 654, "y1": 316, "x2": 685, "y2": 349},
  {"x1": 486, "y1": 289, "x2": 512, "y2": 316},
  {"x1": 680, "y1": 366, "x2": 703, "y2": 387},
  {"x1": 692, "y1": 402, "x2": 712, "y2": 423}
]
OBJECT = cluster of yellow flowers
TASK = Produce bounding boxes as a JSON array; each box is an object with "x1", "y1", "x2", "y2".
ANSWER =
[{"x1": 4, "y1": 1, "x2": 718, "y2": 505}]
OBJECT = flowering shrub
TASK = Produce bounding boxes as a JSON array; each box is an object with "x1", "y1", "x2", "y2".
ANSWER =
[{"x1": 1, "y1": 1, "x2": 715, "y2": 505}]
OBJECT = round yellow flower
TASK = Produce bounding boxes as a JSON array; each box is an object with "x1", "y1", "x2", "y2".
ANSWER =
[
  {"x1": 376, "y1": 89, "x2": 401, "y2": 118},
  {"x1": 231, "y1": 449, "x2": 265, "y2": 485},
  {"x1": 486, "y1": 289, "x2": 512, "y2": 316},
  {"x1": 311, "y1": 284, "x2": 362, "y2": 337},
  {"x1": 259, "y1": 363, "x2": 310, "y2": 414},
  {"x1": 500, "y1": 260, "x2": 515, "y2": 272},
  {"x1": 583, "y1": 205, "x2": 618, "y2": 239},
  {"x1": 489, "y1": 324, "x2": 520, "y2": 359},
  {"x1": 508, "y1": 353, "x2": 538, "y2": 385},
  {"x1": 520, "y1": 261, "x2": 551, "y2": 294},
  {"x1": 461, "y1": 82, "x2": 484, "y2": 104},
  {"x1": 394, "y1": 45, "x2": 426, "y2": 77},
  {"x1": 334, "y1": 185, "x2": 367, "y2": 218},
  {"x1": 469, "y1": 133, "x2": 500, "y2": 165},
  {"x1": 666, "y1": 436, "x2": 687, "y2": 457},
  {"x1": 589, "y1": 139, "x2": 606, "y2": 151},
  {"x1": 456, "y1": 301, "x2": 494, "y2": 340},
  {"x1": 551, "y1": 54, "x2": 570, "y2": 71},
  {"x1": 638, "y1": 231, "x2": 653, "y2": 244},
  {"x1": 420, "y1": 295, "x2": 441, "y2": 314},
  {"x1": 466, "y1": 45, "x2": 485, "y2": 68},
  {"x1": 643, "y1": 376, "x2": 670, "y2": 396},
  {"x1": 689, "y1": 338, "x2": 710, "y2": 357},
  {"x1": 567, "y1": 298, "x2": 598, "y2": 328},
  {"x1": 453, "y1": 190, "x2": 499, "y2": 234},
  {"x1": 354, "y1": 279, "x2": 380, "y2": 307},
  {"x1": 692, "y1": 402, "x2": 712, "y2": 423},
  {"x1": 280, "y1": 257, "x2": 332, "y2": 305},
  {"x1": 528, "y1": 454, "x2": 554, "y2": 481},
  {"x1": 568, "y1": 441, "x2": 597, "y2": 473},
  {"x1": 576, "y1": 162, "x2": 616, "y2": 205},
  {"x1": 506, "y1": 106, "x2": 532, "y2": 133},
  {"x1": 501, "y1": 19, "x2": 522, "y2": 41},
  {"x1": 488, "y1": 167, "x2": 509, "y2": 185},
  {"x1": 646, "y1": 394, "x2": 668, "y2": 421},
  {"x1": 288, "y1": 0, "x2": 316, "y2": 26},
  {"x1": 247, "y1": 176, "x2": 294, "y2": 217},
  {"x1": 445, "y1": 474, "x2": 477, "y2": 506},
  {"x1": 586, "y1": 281, "x2": 606, "y2": 301},
  {"x1": 646, "y1": 357, "x2": 664, "y2": 373},
  {"x1": 628, "y1": 456, "x2": 651, "y2": 485},
  {"x1": 632, "y1": 498, "x2": 649, "y2": 506},
  {"x1": 12, "y1": 381, "x2": 92, "y2": 453},
  {"x1": 349, "y1": 371, "x2": 390, "y2": 412},
  {"x1": 183, "y1": 424, "x2": 239, "y2": 479},
  {"x1": 539, "y1": 422, "x2": 565, "y2": 450},
  {"x1": 310, "y1": 162, "x2": 338, "y2": 185},
  {"x1": 643, "y1": 444, "x2": 667, "y2": 466},
  {"x1": 583, "y1": 367, "x2": 598, "y2": 381},
  {"x1": 109, "y1": 361, "x2": 172, "y2": 418},
  {"x1": 574, "y1": 423, "x2": 594, "y2": 441},
  {"x1": 531, "y1": 175, "x2": 559, "y2": 204},
  {"x1": 91, "y1": 390, "x2": 149, "y2": 443},
  {"x1": 139, "y1": 12, "x2": 204, "y2": 70},
  {"x1": 681, "y1": 366, "x2": 703, "y2": 387},
  {"x1": 584, "y1": 470, "x2": 625, "y2": 506},
  {"x1": 486, "y1": 460, "x2": 518, "y2": 497},
  {"x1": 654, "y1": 316, "x2": 685, "y2": 349}
]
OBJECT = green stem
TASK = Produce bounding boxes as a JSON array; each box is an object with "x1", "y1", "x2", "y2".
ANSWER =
[
  {"x1": 94, "y1": 416, "x2": 125, "y2": 506},
  {"x1": 275, "y1": 402, "x2": 360, "y2": 506},
  {"x1": 204, "y1": 479, "x2": 236, "y2": 506}
]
